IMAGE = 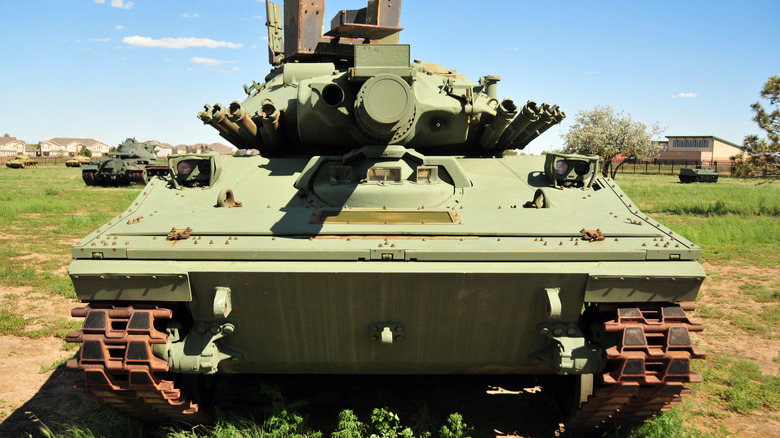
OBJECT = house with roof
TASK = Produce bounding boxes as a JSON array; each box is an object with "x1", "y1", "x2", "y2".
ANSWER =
[
  {"x1": 0, "y1": 136, "x2": 27, "y2": 158},
  {"x1": 39, "y1": 138, "x2": 110, "y2": 157},
  {"x1": 656, "y1": 135, "x2": 742, "y2": 165},
  {"x1": 141, "y1": 140, "x2": 234, "y2": 158}
]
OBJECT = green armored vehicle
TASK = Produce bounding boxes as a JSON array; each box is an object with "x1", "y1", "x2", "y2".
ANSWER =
[
  {"x1": 66, "y1": 0, "x2": 705, "y2": 434},
  {"x1": 679, "y1": 165, "x2": 718, "y2": 183},
  {"x1": 5, "y1": 153, "x2": 38, "y2": 168},
  {"x1": 81, "y1": 138, "x2": 168, "y2": 186},
  {"x1": 65, "y1": 155, "x2": 92, "y2": 167}
]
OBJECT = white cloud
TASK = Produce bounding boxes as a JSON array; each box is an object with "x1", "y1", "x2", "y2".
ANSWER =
[
  {"x1": 111, "y1": 0, "x2": 134, "y2": 9},
  {"x1": 191, "y1": 57, "x2": 227, "y2": 67},
  {"x1": 116, "y1": 25, "x2": 125, "y2": 30},
  {"x1": 672, "y1": 92, "x2": 697, "y2": 99},
  {"x1": 90, "y1": 38, "x2": 111, "y2": 42},
  {"x1": 585, "y1": 71, "x2": 600, "y2": 75},
  {"x1": 94, "y1": 0, "x2": 105, "y2": 4},
  {"x1": 183, "y1": 13, "x2": 200, "y2": 18},
  {"x1": 123, "y1": 36, "x2": 243, "y2": 49}
]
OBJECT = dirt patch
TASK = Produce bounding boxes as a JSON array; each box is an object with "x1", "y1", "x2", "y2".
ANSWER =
[
  {"x1": 0, "y1": 336, "x2": 76, "y2": 420},
  {"x1": 0, "y1": 287, "x2": 80, "y2": 417},
  {"x1": 0, "y1": 287, "x2": 77, "y2": 328},
  {"x1": 722, "y1": 413, "x2": 780, "y2": 438},
  {"x1": 18, "y1": 213, "x2": 42, "y2": 219},
  {"x1": 694, "y1": 262, "x2": 780, "y2": 375}
]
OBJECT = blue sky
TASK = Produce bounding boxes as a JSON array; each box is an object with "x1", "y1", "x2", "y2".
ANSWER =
[{"x1": 1, "y1": 0, "x2": 778, "y2": 153}]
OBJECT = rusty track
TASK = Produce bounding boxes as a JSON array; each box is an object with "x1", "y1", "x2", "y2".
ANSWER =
[
  {"x1": 65, "y1": 305, "x2": 211, "y2": 424},
  {"x1": 563, "y1": 302, "x2": 705, "y2": 435},
  {"x1": 82, "y1": 170, "x2": 97, "y2": 186}
]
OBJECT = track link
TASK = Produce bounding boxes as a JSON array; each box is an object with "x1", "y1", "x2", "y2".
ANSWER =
[
  {"x1": 65, "y1": 305, "x2": 211, "y2": 423},
  {"x1": 564, "y1": 302, "x2": 705, "y2": 435}
]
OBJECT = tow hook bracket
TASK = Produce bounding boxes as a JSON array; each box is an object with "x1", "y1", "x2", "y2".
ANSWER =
[
  {"x1": 370, "y1": 322, "x2": 404, "y2": 344},
  {"x1": 168, "y1": 322, "x2": 241, "y2": 374},
  {"x1": 536, "y1": 321, "x2": 604, "y2": 375},
  {"x1": 545, "y1": 287, "x2": 561, "y2": 319},
  {"x1": 213, "y1": 286, "x2": 232, "y2": 319}
]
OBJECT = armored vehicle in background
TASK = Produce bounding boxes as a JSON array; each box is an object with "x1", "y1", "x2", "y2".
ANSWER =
[
  {"x1": 679, "y1": 165, "x2": 718, "y2": 183},
  {"x1": 65, "y1": 155, "x2": 92, "y2": 167},
  {"x1": 66, "y1": 1, "x2": 705, "y2": 435},
  {"x1": 5, "y1": 153, "x2": 38, "y2": 168},
  {"x1": 81, "y1": 138, "x2": 168, "y2": 186}
]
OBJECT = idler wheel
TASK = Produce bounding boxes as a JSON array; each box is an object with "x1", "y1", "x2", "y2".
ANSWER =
[{"x1": 355, "y1": 74, "x2": 416, "y2": 141}]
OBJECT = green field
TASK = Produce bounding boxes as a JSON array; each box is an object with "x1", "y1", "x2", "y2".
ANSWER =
[{"x1": 1, "y1": 166, "x2": 778, "y2": 437}]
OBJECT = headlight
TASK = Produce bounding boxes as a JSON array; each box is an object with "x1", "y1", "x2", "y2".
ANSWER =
[
  {"x1": 555, "y1": 160, "x2": 569, "y2": 175},
  {"x1": 574, "y1": 161, "x2": 591, "y2": 176},
  {"x1": 177, "y1": 160, "x2": 195, "y2": 176}
]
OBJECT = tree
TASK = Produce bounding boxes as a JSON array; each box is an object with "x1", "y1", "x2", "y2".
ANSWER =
[
  {"x1": 733, "y1": 76, "x2": 780, "y2": 177},
  {"x1": 561, "y1": 105, "x2": 664, "y2": 179},
  {"x1": 79, "y1": 145, "x2": 92, "y2": 157}
]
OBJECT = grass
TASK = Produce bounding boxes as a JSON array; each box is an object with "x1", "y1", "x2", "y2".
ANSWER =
[
  {"x1": 0, "y1": 308, "x2": 82, "y2": 339},
  {"x1": 0, "y1": 166, "x2": 140, "y2": 299},
  {"x1": 3, "y1": 166, "x2": 780, "y2": 438},
  {"x1": 616, "y1": 174, "x2": 780, "y2": 264}
]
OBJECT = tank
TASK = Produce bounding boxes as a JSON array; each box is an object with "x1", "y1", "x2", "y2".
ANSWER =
[
  {"x1": 65, "y1": 155, "x2": 92, "y2": 167},
  {"x1": 81, "y1": 138, "x2": 168, "y2": 186},
  {"x1": 679, "y1": 165, "x2": 718, "y2": 183},
  {"x1": 5, "y1": 153, "x2": 38, "y2": 168},
  {"x1": 65, "y1": 1, "x2": 705, "y2": 434}
]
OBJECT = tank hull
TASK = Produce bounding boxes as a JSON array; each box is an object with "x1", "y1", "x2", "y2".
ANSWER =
[
  {"x1": 69, "y1": 258, "x2": 703, "y2": 375},
  {"x1": 679, "y1": 167, "x2": 718, "y2": 183}
]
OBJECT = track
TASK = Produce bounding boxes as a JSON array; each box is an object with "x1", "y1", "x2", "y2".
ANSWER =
[
  {"x1": 64, "y1": 305, "x2": 211, "y2": 423},
  {"x1": 66, "y1": 302, "x2": 704, "y2": 434},
  {"x1": 561, "y1": 302, "x2": 705, "y2": 436}
]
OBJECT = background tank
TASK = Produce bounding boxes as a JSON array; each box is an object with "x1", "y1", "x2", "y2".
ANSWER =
[
  {"x1": 679, "y1": 165, "x2": 719, "y2": 183},
  {"x1": 5, "y1": 153, "x2": 38, "y2": 168},
  {"x1": 65, "y1": 155, "x2": 92, "y2": 167},
  {"x1": 65, "y1": 1, "x2": 705, "y2": 435},
  {"x1": 81, "y1": 138, "x2": 168, "y2": 185}
]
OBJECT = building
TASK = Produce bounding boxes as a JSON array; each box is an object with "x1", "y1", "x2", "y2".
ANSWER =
[
  {"x1": 656, "y1": 136, "x2": 742, "y2": 165},
  {"x1": 0, "y1": 136, "x2": 26, "y2": 157},
  {"x1": 39, "y1": 138, "x2": 110, "y2": 157},
  {"x1": 144, "y1": 140, "x2": 235, "y2": 158}
]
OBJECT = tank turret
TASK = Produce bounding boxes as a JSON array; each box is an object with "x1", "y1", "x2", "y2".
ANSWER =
[{"x1": 198, "y1": 0, "x2": 564, "y2": 157}]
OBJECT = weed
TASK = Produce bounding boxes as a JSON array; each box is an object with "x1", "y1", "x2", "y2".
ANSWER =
[
  {"x1": 370, "y1": 407, "x2": 413, "y2": 438},
  {"x1": 332, "y1": 410, "x2": 367, "y2": 438},
  {"x1": 438, "y1": 413, "x2": 472, "y2": 438}
]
